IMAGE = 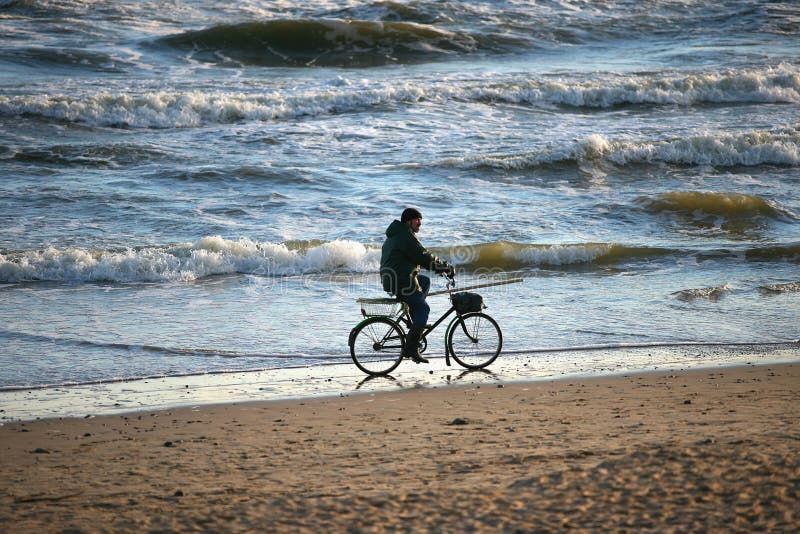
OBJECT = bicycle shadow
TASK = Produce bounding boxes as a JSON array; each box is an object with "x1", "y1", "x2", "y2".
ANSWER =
[
  {"x1": 446, "y1": 368, "x2": 498, "y2": 383},
  {"x1": 355, "y1": 374, "x2": 401, "y2": 390},
  {"x1": 355, "y1": 366, "x2": 498, "y2": 391},
  {"x1": 355, "y1": 362, "x2": 500, "y2": 391}
]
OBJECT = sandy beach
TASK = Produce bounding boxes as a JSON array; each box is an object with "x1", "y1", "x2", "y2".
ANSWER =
[{"x1": 2, "y1": 361, "x2": 798, "y2": 532}]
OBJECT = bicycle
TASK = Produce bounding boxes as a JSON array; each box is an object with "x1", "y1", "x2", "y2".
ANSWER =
[{"x1": 348, "y1": 275, "x2": 503, "y2": 376}]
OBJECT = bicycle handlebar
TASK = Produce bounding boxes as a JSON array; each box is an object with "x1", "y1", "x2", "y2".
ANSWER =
[
  {"x1": 427, "y1": 276, "x2": 524, "y2": 297},
  {"x1": 441, "y1": 271, "x2": 456, "y2": 291}
]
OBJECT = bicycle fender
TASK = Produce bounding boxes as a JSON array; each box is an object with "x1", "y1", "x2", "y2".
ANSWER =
[
  {"x1": 348, "y1": 318, "x2": 376, "y2": 347},
  {"x1": 443, "y1": 316, "x2": 462, "y2": 367},
  {"x1": 348, "y1": 327, "x2": 357, "y2": 347}
]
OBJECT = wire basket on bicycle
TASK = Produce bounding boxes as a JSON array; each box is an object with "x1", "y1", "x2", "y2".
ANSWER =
[{"x1": 357, "y1": 297, "x2": 408, "y2": 318}]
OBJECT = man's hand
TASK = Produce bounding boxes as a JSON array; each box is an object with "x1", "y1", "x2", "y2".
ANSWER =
[{"x1": 435, "y1": 263, "x2": 455, "y2": 278}]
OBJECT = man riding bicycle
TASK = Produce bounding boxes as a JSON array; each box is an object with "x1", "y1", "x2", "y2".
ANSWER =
[{"x1": 380, "y1": 207, "x2": 454, "y2": 364}]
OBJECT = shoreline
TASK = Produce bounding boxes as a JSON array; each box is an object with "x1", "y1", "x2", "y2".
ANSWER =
[
  {"x1": 2, "y1": 360, "x2": 797, "y2": 531},
  {"x1": 2, "y1": 341, "x2": 798, "y2": 422}
]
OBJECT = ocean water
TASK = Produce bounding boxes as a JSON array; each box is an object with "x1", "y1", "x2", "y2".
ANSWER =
[{"x1": 1, "y1": 0, "x2": 798, "y2": 391}]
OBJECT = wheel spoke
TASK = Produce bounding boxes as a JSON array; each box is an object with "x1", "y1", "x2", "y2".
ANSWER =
[
  {"x1": 447, "y1": 313, "x2": 502, "y2": 369},
  {"x1": 350, "y1": 317, "x2": 405, "y2": 375}
]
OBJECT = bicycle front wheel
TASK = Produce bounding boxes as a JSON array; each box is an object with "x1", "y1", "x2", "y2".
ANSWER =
[
  {"x1": 350, "y1": 317, "x2": 405, "y2": 376},
  {"x1": 447, "y1": 312, "x2": 502, "y2": 369}
]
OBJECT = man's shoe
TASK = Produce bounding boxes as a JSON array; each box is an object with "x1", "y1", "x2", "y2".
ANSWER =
[
  {"x1": 403, "y1": 326, "x2": 428, "y2": 364},
  {"x1": 411, "y1": 353, "x2": 429, "y2": 364}
]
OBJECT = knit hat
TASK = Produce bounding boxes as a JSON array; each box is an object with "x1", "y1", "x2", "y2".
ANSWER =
[{"x1": 401, "y1": 207, "x2": 422, "y2": 222}]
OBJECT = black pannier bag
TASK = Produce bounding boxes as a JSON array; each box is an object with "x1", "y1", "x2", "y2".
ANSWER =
[{"x1": 452, "y1": 292, "x2": 484, "y2": 313}]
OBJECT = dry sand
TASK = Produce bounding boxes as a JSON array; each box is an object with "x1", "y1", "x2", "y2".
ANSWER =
[{"x1": 1, "y1": 362, "x2": 798, "y2": 532}]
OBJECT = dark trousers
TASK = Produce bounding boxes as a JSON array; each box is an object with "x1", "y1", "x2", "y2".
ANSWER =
[{"x1": 399, "y1": 275, "x2": 430, "y2": 329}]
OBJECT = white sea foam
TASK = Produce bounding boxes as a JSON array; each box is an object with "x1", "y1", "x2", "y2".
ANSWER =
[
  {"x1": 606, "y1": 129, "x2": 800, "y2": 167},
  {"x1": 1, "y1": 65, "x2": 796, "y2": 128},
  {"x1": 447, "y1": 128, "x2": 800, "y2": 169},
  {"x1": 0, "y1": 237, "x2": 667, "y2": 283},
  {"x1": 0, "y1": 86, "x2": 428, "y2": 128},
  {"x1": 473, "y1": 65, "x2": 800, "y2": 107},
  {"x1": 0, "y1": 237, "x2": 381, "y2": 283}
]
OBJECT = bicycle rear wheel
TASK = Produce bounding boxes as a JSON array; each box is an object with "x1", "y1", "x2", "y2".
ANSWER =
[
  {"x1": 447, "y1": 312, "x2": 502, "y2": 369},
  {"x1": 350, "y1": 317, "x2": 405, "y2": 375}
]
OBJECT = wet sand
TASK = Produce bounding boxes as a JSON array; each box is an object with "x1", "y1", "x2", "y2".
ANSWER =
[
  {"x1": 4, "y1": 342, "x2": 798, "y2": 421},
  {"x1": 1, "y1": 362, "x2": 798, "y2": 532}
]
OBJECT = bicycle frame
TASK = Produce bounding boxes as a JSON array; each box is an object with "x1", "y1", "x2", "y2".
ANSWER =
[
  {"x1": 397, "y1": 275, "x2": 486, "y2": 366},
  {"x1": 405, "y1": 304, "x2": 478, "y2": 367}
]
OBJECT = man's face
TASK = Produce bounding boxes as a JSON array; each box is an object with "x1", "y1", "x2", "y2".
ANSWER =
[{"x1": 409, "y1": 217, "x2": 422, "y2": 233}]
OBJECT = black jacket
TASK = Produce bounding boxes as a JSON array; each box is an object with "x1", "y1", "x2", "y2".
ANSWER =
[{"x1": 380, "y1": 220, "x2": 449, "y2": 297}]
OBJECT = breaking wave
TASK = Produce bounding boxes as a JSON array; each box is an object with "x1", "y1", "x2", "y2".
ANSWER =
[
  {"x1": 3, "y1": 237, "x2": 798, "y2": 284},
  {"x1": 1, "y1": 65, "x2": 796, "y2": 128},
  {"x1": 437, "y1": 241, "x2": 673, "y2": 270},
  {"x1": 446, "y1": 128, "x2": 800, "y2": 169},
  {"x1": 155, "y1": 18, "x2": 519, "y2": 67},
  {"x1": 0, "y1": 86, "x2": 438, "y2": 129},
  {"x1": 0, "y1": 238, "x2": 674, "y2": 283},
  {"x1": 0, "y1": 237, "x2": 381, "y2": 283},
  {"x1": 637, "y1": 192, "x2": 797, "y2": 220},
  {"x1": 465, "y1": 65, "x2": 800, "y2": 108}
]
